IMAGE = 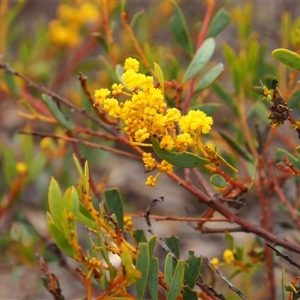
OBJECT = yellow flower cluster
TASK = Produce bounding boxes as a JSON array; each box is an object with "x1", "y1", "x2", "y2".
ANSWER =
[
  {"x1": 48, "y1": 3, "x2": 99, "y2": 48},
  {"x1": 94, "y1": 58, "x2": 213, "y2": 186},
  {"x1": 211, "y1": 249, "x2": 235, "y2": 268}
]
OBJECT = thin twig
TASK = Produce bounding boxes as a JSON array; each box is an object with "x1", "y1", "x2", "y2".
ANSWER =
[
  {"x1": 205, "y1": 257, "x2": 247, "y2": 300},
  {"x1": 18, "y1": 130, "x2": 141, "y2": 160},
  {"x1": 36, "y1": 254, "x2": 65, "y2": 300},
  {"x1": 266, "y1": 243, "x2": 300, "y2": 271},
  {"x1": 144, "y1": 196, "x2": 178, "y2": 261},
  {"x1": 128, "y1": 213, "x2": 230, "y2": 222},
  {"x1": 0, "y1": 62, "x2": 115, "y2": 135}
]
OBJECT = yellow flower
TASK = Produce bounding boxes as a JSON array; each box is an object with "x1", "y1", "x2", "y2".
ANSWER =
[
  {"x1": 146, "y1": 175, "x2": 157, "y2": 187},
  {"x1": 123, "y1": 216, "x2": 133, "y2": 231},
  {"x1": 16, "y1": 162, "x2": 28, "y2": 175},
  {"x1": 160, "y1": 135, "x2": 174, "y2": 151},
  {"x1": 179, "y1": 110, "x2": 213, "y2": 135},
  {"x1": 157, "y1": 160, "x2": 173, "y2": 174},
  {"x1": 211, "y1": 257, "x2": 220, "y2": 267},
  {"x1": 174, "y1": 133, "x2": 193, "y2": 151},
  {"x1": 142, "y1": 153, "x2": 156, "y2": 170},
  {"x1": 223, "y1": 249, "x2": 235, "y2": 265},
  {"x1": 123, "y1": 57, "x2": 140, "y2": 72}
]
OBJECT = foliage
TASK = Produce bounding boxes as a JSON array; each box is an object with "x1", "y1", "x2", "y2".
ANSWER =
[{"x1": 2, "y1": 1, "x2": 300, "y2": 299}]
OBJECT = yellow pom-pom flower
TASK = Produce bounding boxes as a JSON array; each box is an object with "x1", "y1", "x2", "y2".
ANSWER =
[{"x1": 223, "y1": 249, "x2": 235, "y2": 265}]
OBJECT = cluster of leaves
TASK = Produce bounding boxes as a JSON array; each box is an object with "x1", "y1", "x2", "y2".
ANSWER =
[{"x1": 2, "y1": 0, "x2": 300, "y2": 299}]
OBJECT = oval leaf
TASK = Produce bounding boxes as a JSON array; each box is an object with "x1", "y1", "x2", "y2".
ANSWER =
[
  {"x1": 194, "y1": 63, "x2": 224, "y2": 92},
  {"x1": 48, "y1": 222, "x2": 77, "y2": 258},
  {"x1": 272, "y1": 48, "x2": 300, "y2": 72},
  {"x1": 136, "y1": 243, "x2": 150, "y2": 299},
  {"x1": 184, "y1": 250, "x2": 201, "y2": 289},
  {"x1": 210, "y1": 174, "x2": 227, "y2": 188},
  {"x1": 151, "y1": 137, "x2": 209, "y2": 168},
  {"x1": 104, "y1": 188, "x2": 124, "y2": 231},
  {"x1": 48, "y1": 177, "x2": 63, "y2": 230},
  {"x1": 42, "y1": 94, "x2": 74, "y2": 130},
  {"x1": 183, "y1": 38, "x2": 215, "y2": 82},
  {"x1": 207, "y1": 8, "x2": 231, "y2": 38},
  {"x1": 169, "y1": 2, "x2": 193, "y2": 56},
  {"x1": 167, "y1": 260, "x2": 184, "y2": 300}
]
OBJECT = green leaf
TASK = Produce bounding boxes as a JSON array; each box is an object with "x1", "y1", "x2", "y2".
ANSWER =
[
  {"x1": 167, "y1": 260, "x2": 184, "y2": 300},
  {"x1": 133, "y1": 230, "x2": 147, "y2": 244},
  {"x1": 207, "y1": 8, "x2": 231, "y2": 38},
  {"x1": 147, "y1": 235, "x2": 158, "y2": 299},
  {"x1": 169, "y1": 2, "x2": 193, "y2": 56},
  {"x1": 210, "y1": 174, "x2": 227, "y2": 188},
  {"x1": 182, "y1": 287, "x2": 198, "y2": 300},
  {"x1": 165, "y1": 235, "x2": 180, "y2": 259},
  {"x1": 235, "y1": 246, "x2": 243, "y2": 260},
  {"x1": 48, "y1": 177, "x2": 63, "y2": 230},
  {"x1": 104, "y1": 189, "x2": 124, "y2": 231},
  {"x1": 151, "y1": 137, "x2": 209, "y2": 168},
  {"x1": 42, "y1": 94, "x2": 74, "y2": 130},
  {"x1": 73, "y1": 154, "x2": 84, "y2": 184},
  {"x1": 21, "y1": 134, "x2": 34, "y2": 164},
  {"x1": 48, "y1": 222, "x2": 76, "y2": 258},
  {"x1": 148, "y1": 234, "x2": 157, "y2": 254},
  {"x1": 194, "y1": 63, "x2": 224, "y2": 92},
  {"x1": 154, "y1": 62, "x2": 164, "y2": 94},
  {"x1": 225, "y1": 231, "x2": 234, "y2": 250},
  {"x1": 272, "y1": 48, "x2": 300, "y2": 72},
  {"x1": 115, "y1": 64, "x2": 124, "y2": 84},
  {"x1": 211, "y1": 81, "x2": 238, "y2": 115},
  {"x1": 136, "y1": 243, "x2": 150, "y2": 299},
  {"x1": 220, "y1": 132, "x2": 253, "y2": 162},
  {"x1": 4, "y1": 71, "x2": 20, "y2": 96},
  {"x1": 164, "y1": 253, "x2": 174, "y2": 287},
  {"x1": 190, "y1": 103, "x2": 220, "y2": 115},
  {"x1": 99, "y1": 56, "x2": 119, "y2": 82},
  {"x1": 77, "y1": 202, "x2": 96, "y2": 230},
  {"x1": 1, "y1": 145, "x2": 17, "y2": 187},
  {"x1": 276, "y1": 148, "x2": 300, "y2": 169},
  {"x1": 184, "y1": 250, "x2": 201, "y2": 289},
  {"x1": 183, "y1": 38, "x2": 215, "y2": 82},
  {"x1": 148, "y1": 256, "x2": 159, "y2": 300},
  {"x1": 130, "y1": 9, "x2": 144, "y2": 28},
  {"x1": 27, "y1": 153, "x2": 47, "y2": 182}
]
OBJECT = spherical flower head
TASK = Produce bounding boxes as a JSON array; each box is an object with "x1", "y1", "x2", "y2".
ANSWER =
[
  {"x1": 102, "y1": 98, "x2": 121, "y2": 118},
  {"x1": 112, "y1": 83, "x2": 124, "y2": 96},
  {"x1": 163, "y1": 107, "x2": 181, "y2": 128},
  {"x1": 223, "y1": 249, "x2": 235, "y2": 265},
  {"x1": 123, "y1": 57, "x2": 140, "y2": 72},
  {"x1": 16, "y1": 162, "x2": 28, "y2": 175},
  {"x1": 142, "y1": 152, "x2": 156, "y2": 170},
  {"x1": 211, "y1": 257, "x2": 220, "y2": 267},
  {"x1": 94, "y1": 88, "x2": 111, "y2": 104},
  {"x1": 134, "y1": 127, "x2": 150, "y2": 143},
  {"x1": 174, "y1": 133, "x2": 193, "y2": 151},
  {"x1": 78, "y1": 3, "x2": 99, "y2": 24},
  {"x1": 160, "y1": 135, "x2": 174, "y2": 151},
  {"x1": 122, "y1": 70, "x2": 154, "y2": 90},
  {"x1": 123, "y1": 216, "x2": 133, "y2": 231},
  {"x1": 146, "y1": 175, "x2": 157, "y2": 187},
  {"x1": 179, "y1": 110, "x2": 213, "y2": 135},
  {"x1": 157, "y1": 160, "x2": 173, "y2": 174}
]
